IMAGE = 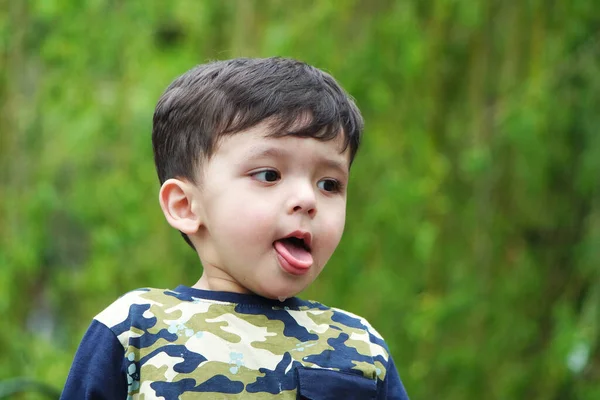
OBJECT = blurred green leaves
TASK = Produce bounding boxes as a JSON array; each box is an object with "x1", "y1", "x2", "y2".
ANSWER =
[
  {"x1": 0, "y1": 378, "x2": 60, "y2": 399},
  {"x1": 1, "y1": 1, "x2": 599, "y2": 399}
]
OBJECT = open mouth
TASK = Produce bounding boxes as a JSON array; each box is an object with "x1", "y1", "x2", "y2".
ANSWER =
[
  {"x1": 273, "y1": 232, "x2": 313, "y2": 274},
  {"x1": 278, "y1": 236, "x2": 311, "y2": 253}
]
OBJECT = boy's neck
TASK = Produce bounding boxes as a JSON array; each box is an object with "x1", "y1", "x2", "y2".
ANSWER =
[{"x1": 192, "y1": 272, "x2": 253, "y2": 295}]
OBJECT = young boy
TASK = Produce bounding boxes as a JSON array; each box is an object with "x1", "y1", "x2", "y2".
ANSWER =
[{"x1": 62, "y1": 57, "x2": 409, "y2": 399}]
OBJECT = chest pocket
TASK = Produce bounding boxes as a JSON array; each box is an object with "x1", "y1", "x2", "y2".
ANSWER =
[{"x1": 296, "y1": 366, "x2": 377, "y2": 400}]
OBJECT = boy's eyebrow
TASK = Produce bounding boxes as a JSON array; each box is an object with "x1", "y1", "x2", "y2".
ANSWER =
[
  {"x1": 245, "y1": 145, "x2": 350, "y2": 176},
  {"x1": 319, "y1": 158, "x2": 350, "y2": 178},
  {"x1": 245, "y1": 146, "x2": 288, "y2": 160}
]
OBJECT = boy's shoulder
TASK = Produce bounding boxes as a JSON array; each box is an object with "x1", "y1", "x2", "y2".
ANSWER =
[
  {"x1": 327, "y1": 305, "x2": 387, "y2": 341},
  {"x1": 94, "y1": 287, "x2": 177, "y2": 328},
  {"x1": 96, "y1": 286, "x2": 381, "y2": 324},
  {"x1": 94, "y1": 286, "x2": 391, "y2": 360}
]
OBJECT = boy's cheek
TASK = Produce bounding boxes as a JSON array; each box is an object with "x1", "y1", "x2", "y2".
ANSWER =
[
  {"x1": 238, "y1": 202, "x2": 275, "y2": 227},
  {"x1": 220, "y1": 203, "x2": 275, "y2": 238},
  {"x1": 319, "y1": 215, "x2": 346, "y2": 253}
]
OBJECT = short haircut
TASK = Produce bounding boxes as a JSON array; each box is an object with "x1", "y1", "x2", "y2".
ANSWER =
[
  {"x1": 152, "y1": 57, "x2": 364, "y2": 249},
  {"x1": 152, "y1": 57, "x2": 363, "y2": 184}
]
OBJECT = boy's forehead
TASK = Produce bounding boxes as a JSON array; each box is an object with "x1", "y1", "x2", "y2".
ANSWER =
[
  {"x1": 251, "y1": 130, "x2": 349, "y2": 166},
  {"x1": 215, "y1": 121, "x2": 351, "y2": 166}
]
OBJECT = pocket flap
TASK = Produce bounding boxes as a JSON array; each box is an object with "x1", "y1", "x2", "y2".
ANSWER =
[{"x1": 296, "y1": 366, "x2": 377, "y2": 400}]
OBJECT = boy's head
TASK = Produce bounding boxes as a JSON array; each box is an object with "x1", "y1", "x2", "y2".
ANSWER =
[{"x1": 152, "y1": 57, "x2": 364, "y2": 299}]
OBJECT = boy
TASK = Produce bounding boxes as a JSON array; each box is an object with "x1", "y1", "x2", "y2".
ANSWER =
[{"x1": 62, "y1": 57, "x2": 409, "y2": 399}]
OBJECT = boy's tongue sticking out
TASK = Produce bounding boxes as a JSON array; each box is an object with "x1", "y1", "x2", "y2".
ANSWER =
[{"x1": 274, "y1": 237, "x2": 313, "y2": 274}]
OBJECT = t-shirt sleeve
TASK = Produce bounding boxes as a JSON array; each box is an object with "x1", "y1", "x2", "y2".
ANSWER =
[
  {"x1": 61, "y1": 319, "x2": 128, "y2": 399},
  {"x1": 378, "y1": 354, "x2": 410, "y2": 400}
]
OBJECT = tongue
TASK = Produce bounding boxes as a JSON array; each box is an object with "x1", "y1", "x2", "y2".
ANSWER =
[{"x1": 274, "y1": 240, "x2": 313, "y2": 269}]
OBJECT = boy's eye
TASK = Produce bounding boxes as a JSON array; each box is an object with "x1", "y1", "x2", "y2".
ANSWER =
[
  {"x1": 317, "y1": 179, "x2": 341, "y2": 192},
  {"x1": 252, "y1": 169, "x2": 281, "y2": 182}
]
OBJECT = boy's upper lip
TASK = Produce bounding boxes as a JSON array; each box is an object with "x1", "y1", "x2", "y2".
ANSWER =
[{"x1": 279, "y1": 230, "x2": 312, "y2": 251}]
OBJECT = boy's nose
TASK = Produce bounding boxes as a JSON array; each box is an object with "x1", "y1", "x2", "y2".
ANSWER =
[{"x1": 287, "y1": 184, "x2": 317, "y2": 218}]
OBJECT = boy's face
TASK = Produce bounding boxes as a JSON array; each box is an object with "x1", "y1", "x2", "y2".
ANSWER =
[{"x1": 190, "y1": 122, "x2": 350, "y2": 299}]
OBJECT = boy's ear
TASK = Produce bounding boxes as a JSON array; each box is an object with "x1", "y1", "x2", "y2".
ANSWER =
[{"x1": 158, "y1": 178, "x2": 203, "y2": 235}]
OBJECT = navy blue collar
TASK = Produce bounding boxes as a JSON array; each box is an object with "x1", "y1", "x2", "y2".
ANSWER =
[{"x1": 173, "y1": 285, "x2": 313, "y2": 309}]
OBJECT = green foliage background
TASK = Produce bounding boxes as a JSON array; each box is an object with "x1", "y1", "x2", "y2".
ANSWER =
[{"x1": 1, "y1": 1, "x2": 599, "y2": 398}]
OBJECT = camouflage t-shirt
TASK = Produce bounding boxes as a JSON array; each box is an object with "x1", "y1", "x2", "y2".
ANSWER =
[{"x1": 61, "y1": 286, "x2": 409, "y2": 399}]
